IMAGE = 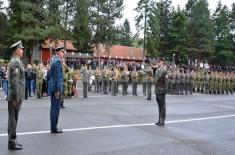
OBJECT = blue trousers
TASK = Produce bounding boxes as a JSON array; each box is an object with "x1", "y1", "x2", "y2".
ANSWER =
[
  {"x1": 50, "y1": 93, "x2": 61, "y2": 131},
  {"x1": 26, "y1": 80, "x2": 32, "y2": 97}
]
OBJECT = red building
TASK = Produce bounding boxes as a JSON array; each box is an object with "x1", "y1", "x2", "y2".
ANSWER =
[
  {"x1": 93, "y1": 44, "x2": 143, "y2": 61},
  {"x1": 40, "y1": 39, "x2": 143, "y2": 64},
  {"x1": 40, "y1": 39, "x2": 77, "y2": 64}
]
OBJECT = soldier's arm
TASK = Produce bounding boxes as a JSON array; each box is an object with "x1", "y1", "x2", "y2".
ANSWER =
[
  {"x1": 53, "y1": 61, "x2": 61, "y2": 93},
  {"x1": 9, "y1": 61, "x2": 20, "y2": 101}
]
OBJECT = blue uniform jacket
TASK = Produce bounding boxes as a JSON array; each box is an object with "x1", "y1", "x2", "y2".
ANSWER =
[{"x1": 48, "y1": 57, "x2": 63, "y2": 94}]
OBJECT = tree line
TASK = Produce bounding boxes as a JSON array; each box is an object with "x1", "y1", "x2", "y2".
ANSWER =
[{"x1": 0, "y1": 0, "x2": 234, "y2": 65}]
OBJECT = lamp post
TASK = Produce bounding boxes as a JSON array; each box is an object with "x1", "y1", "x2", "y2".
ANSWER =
[
  {"x1": 172, "y1": 53, "x2": 175, "y2": 68},
  {"x1": 49, "y1": 36, "x2": 53, "y2": 64},
  {"x1": 71, "y1": 51, "x2": 75, "y2": 69}
]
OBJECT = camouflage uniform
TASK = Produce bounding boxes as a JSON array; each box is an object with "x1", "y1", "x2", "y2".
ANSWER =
[
  {"x1": 102, "y1": 67, "x2": 109, "y2": 94},
  {"x1": 203, "y1": 72, "x2": 209, "y2": 94},
  {"x1": 36, "y1": 65, "x2": 44, "y2": 98},
  {"x1": 94, "y1": 67, "x2": 102, "y2": 93},
  {"x1": 131, "y1": 68, "x2": 138, "y2": 96},
  {"x1": 8, "y1": 55, "x2": 25, "y2": 149},
  {"x1": 121, "y1": 67, "x2": 129, "y2": 96},
  {"x1": 175, "y1": 69, "x2": 180, "y2": 95},
  {"x1": 180, "y1": 70, "x2": 185, "y2": 95},
  {"x1": 146, "y1": 64, "x2": 153, "y2": 100},
  {"x1": 185, "y1": 70, "x2": 190, "y2": 95},
  {"x1": 67, "y1": 68, "x2": 74, "y2": 98}
]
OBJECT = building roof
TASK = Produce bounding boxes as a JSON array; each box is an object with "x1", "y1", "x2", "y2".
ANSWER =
[
  {"x1": 41, "y1": 39, "x2": 77, "y2": 51},
  {"x1": 41, "y1": 39, "x2": 143, "y2": 61},
  {"x1": 93, "y1": 44, "x2": 143, "y2": 61},
  {"x1": 64, "y1": 52, "x2": 93, "y2": 59}
]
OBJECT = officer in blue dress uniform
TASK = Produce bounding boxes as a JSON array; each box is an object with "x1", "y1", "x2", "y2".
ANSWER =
[{"x1": 49, "y1": 46, "x2": 64, "y2": 134}]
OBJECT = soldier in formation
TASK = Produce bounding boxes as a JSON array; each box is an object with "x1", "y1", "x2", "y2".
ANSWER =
[{"x1": 36, "y1": 63, "x2": 44, "y2": 98}]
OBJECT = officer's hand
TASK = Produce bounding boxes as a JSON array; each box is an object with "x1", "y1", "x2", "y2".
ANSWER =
[
  {"x1": 55, "y1": 92, "x2": 60, "y2": 99},
  {"x1": 12, "y1": 100, "x2": 18, "y2": 107}
]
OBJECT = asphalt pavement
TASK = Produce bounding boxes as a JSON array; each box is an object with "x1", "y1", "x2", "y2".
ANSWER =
[{"x1": 0, "y1": 86, "x2": 235, "y2": 155}]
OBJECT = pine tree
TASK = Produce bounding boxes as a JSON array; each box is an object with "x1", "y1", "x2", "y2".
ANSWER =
[
  {"x1": 168, "y1": 6, "x2": 188, "y2": 64},
  {"x1": 212, "y1": 1, "x2": 233, "y2": 53},
  {"x1": 186, "y1": 0, "x2": 214, "y2": 63},
  {"x1": 146, "y1": 2, "x2": 160, "y2": 57},
  {"x1": 230, "y1": 3, "x2": 235, "y2": 55},
  {"x1": 90, "y1": 0, "x2": 123, "y2": 65},
  {"x1": 44, "y1": 0, "x2": 63, "y2": 39},
  {"x1": 135, "y1": 0, "x2": 153, "y2": 58},
  {"x1": 8, "y1": 0, "x2": 46, "y2": 62},
  {"x1": 157, "y1": 0, "x2": 173, "y2": 56},
  {"x1": 0, "y1": 0, "x2": 8, "y2": 58},
  {"x1": 116, "y1": 19, "x2": 132, "y2": 46},
  {"x1": 73, "y1": 0, "x2": 92, "y2": 52}
]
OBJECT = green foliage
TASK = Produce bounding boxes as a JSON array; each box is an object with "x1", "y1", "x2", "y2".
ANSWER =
[
  {"x1": 146, "y1": 2, "x2": 160, "y2": 57},
  {"x1": 214, "y1": 51, "x2": 235, "y2": 65},
  {"x1": 168, "y1": 7, "x2": 188, "y2": 63},
  {"x1": 212, "y1": 1, "x2": 233, "y2": 53},
  {"x1": 90, "y1": 0, "x2": 123, "y2": 49},
  {"x1": 186, "y1": 0, "x2": 214, "y2": 61},
  {"x1": 116, "y1": 19, "x2": 132, "y2": 46},
  {"x1": 73, "y1": 0, "x2": 92, "y2": 52}
]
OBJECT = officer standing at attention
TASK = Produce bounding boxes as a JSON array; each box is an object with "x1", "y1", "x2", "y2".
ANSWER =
[
  {"x1": 8, "y1": 41, "x2": 25, "y2": 150},
  {"x1": 81, "y1": 65, "x2": 90, "y2": 98},
  {"x1": 36, "y1": 63, "x2": 44, "y2": 98},
  {"x1": 49, "y1": 46, "x2": 64, "y2": 134},
  {"x1": 131, "y1": 67, "x2": 138, "y2": 96},
  {"x1": 154, "y1": 58, "x2": 167, "y2": 126},
  {"x1": 146, "y1": 62, "x2": 153, "y2": 100}
]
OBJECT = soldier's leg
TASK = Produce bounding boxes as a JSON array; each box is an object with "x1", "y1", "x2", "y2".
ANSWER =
[
  {"x1": 143, "y1": 82, "x2": 146, "y2": 95},
  {"x1": 156, "y1": 95, "x2": 166, "y2": 125},
  {"x1": 205, "y1": 84, "x2": 209, "y2": 94},
  {"x1": 135, "y1": 82, "x2": 137, "y2": 95},
  {"x1": 40, "y1": 81, "x2": 43, "y2": 98},
  {"x1": 50, "y1": 94, "x2": 61, "y2": 132},
  {"x1": 147, "y1": 82, "x2": 151, "y2": 100},
  {"x1": 132, "y1": 83, "x2": 134, "y2": 95},
  {"x1": 83, "y1": 82, "x2": 85, "y2": 97},
  {"x1": 146, "y1": 82, "x2": 150, "y2": 99},
  {"x1": 111, "y1": 80, "x2": 115, "y2": 96},
  {"x1": 114, "y1": 81, "x2": 117, "y2": 96},
  {"x1": 8, "y1": 101, "x2": 19, "y2": 145},
  {"x1": 85, "y1": 83, "x2": 88, "y2": 97}
]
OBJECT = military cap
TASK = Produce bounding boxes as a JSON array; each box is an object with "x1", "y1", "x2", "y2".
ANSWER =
[
  {"x1": 145, "y1": 59, "x2": 150, "y2": 64},
  {"x1": 157, "y1": 57, "x2": 165, "y2": 62},
  {"x1": 55, "y1": 46, "x2": 65, "y2": 52},
  {"x1": 10, "y1": 40, "x2": 24, "y2": 50}
]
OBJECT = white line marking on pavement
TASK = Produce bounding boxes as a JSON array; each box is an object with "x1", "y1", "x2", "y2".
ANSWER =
[{"x1": 0, "y1": 114, "x2": 235, "y2": 137}]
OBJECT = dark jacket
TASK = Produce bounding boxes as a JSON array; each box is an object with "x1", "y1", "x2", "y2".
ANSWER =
[
  {"x1": 154, "y1": 68, "x2": 167, "y2": 95},
  {"x1": 48, "y1": 57, "x2": 63, "y2": 93}
]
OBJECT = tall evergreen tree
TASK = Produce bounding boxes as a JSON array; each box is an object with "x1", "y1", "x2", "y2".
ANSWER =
[
  {"x1": 212, "y1": 1, "x2": 233, "y2": 53},
  {"x1": 169, "y1": 6, "x2": 188, "y2": 64},
  {"x1": 73, "y1": 0, "x2": 92, "y2": 52},
  {"x1": 8, "y1": 0, "x2": 46, "y2": 62},
  {"x1": 157, "y1": 0, "x2": 173, "y2": 56},
  {"x1": 44, "y1": 0, "x2": 63, "y2": 39},
  {"x1": 90, "y1": 0, "x2": 123, "y2": 65},
  {"x1": 116, "y1": 19, "x2": 132, "y2": 46},
  {"x1": 230, "y1": 3, "x2": 235, "y2": 54},
  {"x1": 146, "y1": 2, "x2": 160, "y2": 57},
  {"x1": 135, "y1": 0, "x2": 153, "y2": 58},
  {"x1": 0, "y1": 0, "x2": 8, "y2": 58},
  {"x1": 186, "y1": 0, "x2": 214, "y2": 62}
]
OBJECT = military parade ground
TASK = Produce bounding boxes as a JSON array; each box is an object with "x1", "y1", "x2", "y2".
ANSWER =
[{"x1": 0, "y1": 84, "x2": 235, "y2": 155}]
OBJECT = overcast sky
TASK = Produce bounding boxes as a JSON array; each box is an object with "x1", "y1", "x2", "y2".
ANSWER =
[
  {"x1": 2, "y1": 0, "x2": 234, "y2": 34},
  {"x1": 121, "y1": 0, "x2": 234, "y2": 35}
]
